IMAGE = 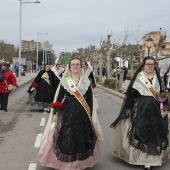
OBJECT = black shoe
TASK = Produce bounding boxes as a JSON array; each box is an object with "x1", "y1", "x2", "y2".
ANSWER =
[
  {"x1": 0, "y1": 108, "x2": 3, "y2": 110},
  {"x1": 4, "y1": 109, "x2": 8, "y2": 112}
]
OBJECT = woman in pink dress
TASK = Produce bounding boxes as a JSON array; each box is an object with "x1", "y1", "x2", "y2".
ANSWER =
[{"x1": 38, "y1": 57, "x2": 103, "y2": 170}]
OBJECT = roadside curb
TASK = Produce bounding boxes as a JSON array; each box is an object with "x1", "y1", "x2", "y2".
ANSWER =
[
  {"x1": 96, "y1": 83, "x2": 125, "y2": 99},
  {"x1": 11, "y1": 78, "x2": 35, "y2": 92},
  {"x1": 18, "y1": 78, "x2": 34, "y2": 88}
]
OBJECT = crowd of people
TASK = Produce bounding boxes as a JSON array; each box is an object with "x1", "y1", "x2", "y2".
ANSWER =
[{"x1": 1, "y1": 56, "x2": 170, "y2": 170}]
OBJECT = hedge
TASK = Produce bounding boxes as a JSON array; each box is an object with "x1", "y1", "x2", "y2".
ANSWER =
[{"x1": 103, "y1": 78, "x2": 117, "y2": 90}]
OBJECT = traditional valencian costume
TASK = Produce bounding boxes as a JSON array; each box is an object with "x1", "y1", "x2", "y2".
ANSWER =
[
  {"x1": 38, "y1": 67, "x2": 103, "y2": 170},
  {"x1": 51, "y1": 64, "x2": 62, "y2": 80},
  {"x1": 27, "y1": 69, "x2": 59, "y2": 110},
  {"x1": 110, "y1": 59, "x2": 170, "y2": 168},
  {"x1": 164, "y1": 66, "x2": 170, "y2": 92},
  {"x1": 82, "y1": 62, "x2": 96, "y2": 87}
]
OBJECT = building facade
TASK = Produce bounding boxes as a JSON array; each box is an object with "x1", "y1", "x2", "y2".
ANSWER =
[
  {"x1": 21, "y1": 40, "x2": 41, "y2": 52},
  {"x1": 21, "y1": 40, "x2": 52, "y2": 52},
  {"x1": 142, "y1": 28, "x2": 170, "y2": 56}
]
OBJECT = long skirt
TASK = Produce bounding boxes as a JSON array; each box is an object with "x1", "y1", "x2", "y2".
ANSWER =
[
  {"x1": 38, "y1": 97, "x2": 101, "y2": 170},
  {"x1": 111, "y1": 117, "x2": 170, "y2": 166},
  {"x1": 38, "y1": 130, "x2": 101, "y2": 170},
  {"x1": 26, "y1": 90, "x2": 51, "y2": 109}
]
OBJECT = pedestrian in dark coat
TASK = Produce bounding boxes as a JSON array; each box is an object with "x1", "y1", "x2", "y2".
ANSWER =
[{"x1": 122, "y1": 66, "x2": 128, "y2": 82}]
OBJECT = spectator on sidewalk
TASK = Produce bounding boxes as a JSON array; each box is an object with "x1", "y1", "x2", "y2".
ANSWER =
[
  {"x1": 20, "y1": 64, "x2": 26, "y2": 76},
  {"x1": 110, "y1": 56, "x2": 170, "y2": 170},
  {"x1": 23, "y1": 64, "x2": 27, "y2": 72},
  {"x1": 102, "y1": 67, "x2": 107, "y2": 77},
  {"x1": 116, "y1": 66, "x2": 121, "y2": 80},
  {"x1": 0, "y1": 62, "x2": 17, "y2": 112},
  {"x1": 97, "y1": 66, "x2": 99, "y2": 75},
  {"x1": 122, "y1": 66, "x2": 128, "y2": 82},
  {"x1": 14, "y1": 62, "x2": 19, "y2": 77}
]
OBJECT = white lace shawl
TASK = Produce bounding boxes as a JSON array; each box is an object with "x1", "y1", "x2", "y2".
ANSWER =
[
  {"x1": 83, "y1": 67, "x2": 92, "y2": 77},
  {"x1": 51, "y1": 66, "x2": 61, "y2": 80},
  {"x1": 41, "y1": 72, "x2": 49, "y2": 79},
  {"x1": 132, "y1": 71, "x2": 160, "y2": 96},
  {"x1": 60, "y1": 75, "x2": 90, "y2": 96}
]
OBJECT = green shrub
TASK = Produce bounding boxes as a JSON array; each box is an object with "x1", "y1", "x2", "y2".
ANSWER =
[
  {"x1": 103, "y1": 78, "x2": 116, "y2": 89},
  {"x1": 126, "y1": 74, "x2": 131, "y2": 80},
  {"x1": 95, "y1": 76, "x2": 99, "y2": 82}
]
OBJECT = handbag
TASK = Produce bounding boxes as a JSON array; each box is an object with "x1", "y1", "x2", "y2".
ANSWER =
[{"x1": 4, "y1": 80, "x2": 16, "y2": 90}]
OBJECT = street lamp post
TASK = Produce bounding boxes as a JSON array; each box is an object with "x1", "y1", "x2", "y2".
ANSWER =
[
  {"x1": 146, "y1": 36, "x2": 154, "y2": 57},
  {"x1": 19, "y1": 0, "x2": 40, "y2": 77},
  {"x1": 43, "y1": 42, "x2": 45, "y2": 66},
  {"x1": 46, "y1": 52, "x2": 51, "y2": 64},
  {"x1": 36, "y1": 32, "x2": 47, "y2": 73}
]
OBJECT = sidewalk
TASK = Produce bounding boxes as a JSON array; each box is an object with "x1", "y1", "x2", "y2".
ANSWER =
[
  {"x1": 122, "y1": 79, "x2": 130, "y2": 90},
  {"x1": 97, "y1": 79, "x2": 130, "y2": 99},
  {"x1": 15, "y1": 72, "x2": 37, "y2": 87}
]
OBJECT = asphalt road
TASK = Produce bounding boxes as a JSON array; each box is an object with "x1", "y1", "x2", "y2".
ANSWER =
[{"x1": 0, "y1": 85, "x2": 170, "y2": 170}]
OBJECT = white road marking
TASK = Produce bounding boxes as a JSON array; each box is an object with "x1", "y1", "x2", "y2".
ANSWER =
[
  {"x1": 28, "y1": 116, "x2": 46, "y2": 170},
  {"x1": 40, "y1": 117, "x2": 45, "y2": 127},
  {"x1": 34, "y1": 133, "x2": 42, "y2": 148},
  {"x1": 28, "y1": 163, "x2": 37, "y2": 170}
]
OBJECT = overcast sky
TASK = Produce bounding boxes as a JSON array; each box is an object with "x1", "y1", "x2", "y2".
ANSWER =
[{"x1": 0, "y1": 0, "x2": 170, "y2": 58}]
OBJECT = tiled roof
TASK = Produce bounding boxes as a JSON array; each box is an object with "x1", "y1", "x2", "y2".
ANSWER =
[{"x1": 145, "y1": 31, "x2": 159, "y2": 35}]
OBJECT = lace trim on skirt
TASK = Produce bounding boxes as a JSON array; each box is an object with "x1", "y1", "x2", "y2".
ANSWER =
[
  {"x1": 128, "y1": 103, "x2": 169, "y2": 155},
  {"x1": 53, "y1": 97, "x2": 97, "y2": 162}
]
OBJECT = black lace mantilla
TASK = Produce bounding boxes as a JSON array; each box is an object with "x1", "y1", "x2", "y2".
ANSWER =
[{"x1": 128, "y1": 129, "x2": 169, "y2": 155}]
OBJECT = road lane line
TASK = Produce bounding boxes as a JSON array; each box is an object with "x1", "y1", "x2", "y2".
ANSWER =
[
  {"x1": 28, "y1": 163, "x2": 37, "y2": 170},
  {"x1": 40, "y1": 117, "x2": 46, "y2": 127},
  {"x1": 34, "y1": 133, "x2": 42, "y2": 148}
]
